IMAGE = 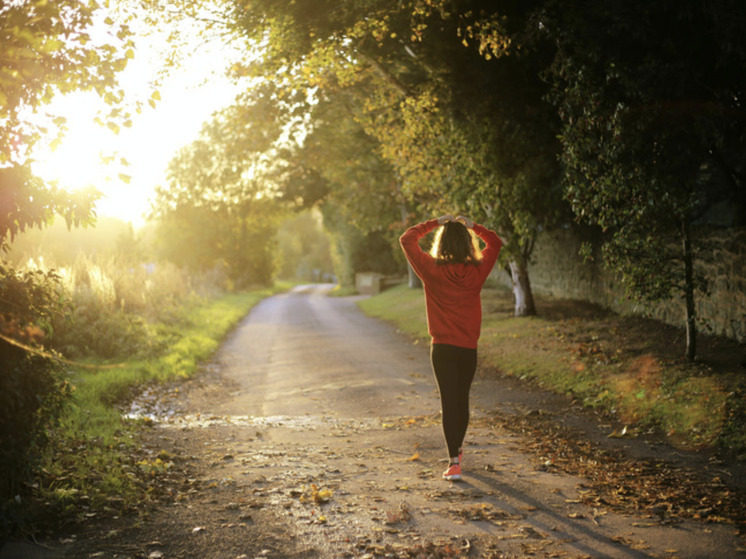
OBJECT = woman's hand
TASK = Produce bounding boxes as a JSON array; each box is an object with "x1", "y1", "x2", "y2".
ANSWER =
[
  {"x1": 437, "y1": 214, "x2": 455, "y2": 225},
  {"x1": 455, "y1": 215, "x2": 474, "y2": 228}
]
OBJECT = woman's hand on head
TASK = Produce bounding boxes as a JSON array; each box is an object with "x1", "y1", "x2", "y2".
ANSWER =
[
  {"x1": 455, "y1": 215, "x2": 474, "y2": 228},
  {"x1": 437, "y1": 214, "x2": 455, "y2": 225}
]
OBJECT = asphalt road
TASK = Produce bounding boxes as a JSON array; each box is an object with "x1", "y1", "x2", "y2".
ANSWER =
[
  {"x1": 177, "y1": 284, "x2": 742, "y2": 558},
  {"x1": 210, "y1": 283, "x2": 436, "y2": 420}
]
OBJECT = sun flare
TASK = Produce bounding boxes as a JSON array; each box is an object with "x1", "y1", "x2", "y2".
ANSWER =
[
  {"x1": 33, "y1": 96, "x2": 119, "y2": 192},
  {"x1": 30, "y1": 25, "x2": 244, "y2": 228}
]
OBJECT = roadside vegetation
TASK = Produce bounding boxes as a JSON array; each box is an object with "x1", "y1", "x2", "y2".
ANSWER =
[
  {"x1": 0, "y1": 219, "x2": 302, "y2": 536},
  {"x1": 36, "y1": 285, "x2": 285, "y2": 528},
  {"x1": 358, "y1": 283, "x2": 746, "y2": 458}
]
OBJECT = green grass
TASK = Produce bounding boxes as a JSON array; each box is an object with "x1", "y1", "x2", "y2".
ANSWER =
[
  {"x1": 358, "y1": 284, "x2": 743, "y2": 455},
  {"x1": 38, "y1": 283, "x2": 289, "y2": 520},
  {"x1": 357, "y1": 282, "x2": 430, "y2": 339},
  {"x1": 328, "y1": 285, "x2": 359, "y2": 297}
]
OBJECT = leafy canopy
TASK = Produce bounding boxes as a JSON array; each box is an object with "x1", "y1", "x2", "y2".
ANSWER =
[
  {"x1": 544, "y1": 0, "x2": 746, "y2": 301},
  {"x1": 1, "y1": 0, "x2": 136, "y2": 251},
  {"x1": 223, "y1": 0, "x2": 567, "y2": 259}
]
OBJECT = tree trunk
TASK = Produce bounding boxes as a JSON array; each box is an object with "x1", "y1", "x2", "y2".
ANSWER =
[
  {"x1": 407, "y1": 264, "x2": 422, "y2": 288},
  {"x1": 509, "y1": 259, "x2": 536, "y2": 316},
  {"x1": 682, "y1": 218, "x2": 697, "y2": 361},
  {"x1": 400, "y1": 202, "x2": 422, "y2": 289}
]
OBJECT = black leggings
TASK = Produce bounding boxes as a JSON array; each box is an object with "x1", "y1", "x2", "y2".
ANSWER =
[{"x1": 430, "y1": 343, "x2": 477, "y2": 459}]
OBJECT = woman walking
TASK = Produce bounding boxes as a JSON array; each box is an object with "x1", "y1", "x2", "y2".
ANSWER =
[{"x1": 400, "y1": 215, "x2": 502, "y2": 481}]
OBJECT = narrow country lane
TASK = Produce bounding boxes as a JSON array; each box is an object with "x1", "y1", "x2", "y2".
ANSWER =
[
  {"x1": 48, "y1": 285, "x2": 742, "y2": 558},
  {"x1": 207, "y1": 284, "x2": 436, "y2": 420}
]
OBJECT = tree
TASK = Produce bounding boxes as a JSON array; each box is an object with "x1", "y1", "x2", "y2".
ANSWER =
[
  {"x1": 542, "y1": 0, "x2": 746, "y2": 360},
  {"x1": 275, "y1": 210, "x2": 334, "y2": 281},
  {"x1": 1, "y1": 0, "x2": 136, "y2": 251},
  {"x1": 222, "y1": 0, "x2": 569, "y2": 314},
  {"x1": 0, "y1": 2, "x2": 137, "y2": 526},
  {"x1": 150, "y1": 86, "x2": 296, "y2": 286},
  {"x1": 0, "y1": 261, "x2": 72, "y2": 531},
  {"x1": 288, "y1": 97, "x2": 406, "y2": 287},
  {"x1": 356, "y1": 5, "x2": 566, "y2": 314}
]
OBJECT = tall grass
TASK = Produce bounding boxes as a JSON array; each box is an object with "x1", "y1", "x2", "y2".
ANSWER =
[{"x1": 20, "y1": 254, "x2": 227, "y2": 360}]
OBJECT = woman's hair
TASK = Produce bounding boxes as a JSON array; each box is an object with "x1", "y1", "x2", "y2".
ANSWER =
[{"x1": 430, "y1": 221, "x2": 482, "y2": 265}]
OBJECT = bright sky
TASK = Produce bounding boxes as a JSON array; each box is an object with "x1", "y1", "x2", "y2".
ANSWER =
[{"x1": 31, "y1": 14, "x2": 244, "y2": 228}]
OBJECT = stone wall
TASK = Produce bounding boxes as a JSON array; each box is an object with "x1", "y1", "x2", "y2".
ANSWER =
[{"x1": 495, "y1": 226, "x2": 746, "y2": 342}]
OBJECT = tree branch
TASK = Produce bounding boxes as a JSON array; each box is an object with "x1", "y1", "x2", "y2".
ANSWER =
[{"x1": 356, "y1": 51, "x2": 411, "y2": 98}]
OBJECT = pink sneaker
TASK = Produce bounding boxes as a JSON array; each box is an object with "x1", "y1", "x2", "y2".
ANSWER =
[{"x1": 443, "y1": 463, "x2": 462, "y2": 481}]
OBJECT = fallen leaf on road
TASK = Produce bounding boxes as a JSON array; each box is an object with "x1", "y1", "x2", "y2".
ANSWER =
[
  {"x1": 520, "y1": 525, "x2": 545, "y2": 539},
  {"x1": 385, "y1": 501, "x2": 412, "y2": 524},
  {"x1": 299, "y1": 483, "x2": 333, "y2": 504},
  {"x1": 608, "y1": 425, "x2": 632, "y2": 438},
  {"x1": 489, "y1": 409, "x2": 746, "y2": 526},
  {"x1": 450, "y1": 503, "x2": 522, "y2": 524}
]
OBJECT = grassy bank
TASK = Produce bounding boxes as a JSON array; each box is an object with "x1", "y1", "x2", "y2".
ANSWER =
[
  {"x1": 358, "y1": 284, "x2": 746, "y2": 457},
  {"x1": 35, "y1": 284, "x2": 288, "y2": 525}
]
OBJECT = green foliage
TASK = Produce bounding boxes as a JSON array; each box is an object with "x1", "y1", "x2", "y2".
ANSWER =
[
  {"x1": 0, "y1": 0, "x2": 135, "y2": 252},
  {"x1": 0, "y1": 167, "x2": 100, "y2": 254},
  {"x1": 276, "y1": 211, "x2": 334, "y2": 281},
  {"x1": 281, "y1": 96, "x2": 405, "y2": 283},
  {"x1": 220, "y1": 0, "x2": 568, "y2": 314},
  {"x1": 0, "y1": 261, "x2": 63, "y2": 334},
  {"x1": 322, "y1": 203, "x2": 401, "y2": 288},
  {"x1": 46, "y1": 255, "x2": 204, "y2": 360},
  {"x1": 541, "y1": 0, "x2": 746, "y2": 357},
  {"x1": 299, "y1": 97, "x2": 403, "y2": 236},
  {"x1": 0, "y1": 349, "x2": 71, "y2": 533},
  {"x1": 545, "y1": 0, "x2": 746, "y2": 271},
  {"x1": 0, "y1": 263, "x2": 71, "y2": 532},
  {"x1": 151, "y1": 202, "x2": 278, "y2": 288},
  {"x1": 151, "y1": 90, "x2": 291, "y2": 287}
]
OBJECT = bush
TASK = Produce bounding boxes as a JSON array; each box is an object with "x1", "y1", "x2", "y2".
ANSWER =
[
  {"x1": 44, "y1": 256, "x2": 209, "y2": 360},
  {"x1": 0, "y1": 264, "x2": 71, "y2": 534}
]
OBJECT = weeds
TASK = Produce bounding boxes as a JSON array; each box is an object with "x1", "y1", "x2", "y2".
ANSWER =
[{"x1": 39, "y1": 255, "x2": 210, "y2": 360}]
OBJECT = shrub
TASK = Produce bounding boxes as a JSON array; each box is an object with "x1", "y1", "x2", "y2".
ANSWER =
[
  {"x1": 45, "y1": 256, "x2": 208, "y2": 360},
  {"x1": 0, "y1": 263, "x2": 71, "y2": 534}
]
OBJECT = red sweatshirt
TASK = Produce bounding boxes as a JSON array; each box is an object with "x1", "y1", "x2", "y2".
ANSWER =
[{"x1": 400, "y1": 219, "x2": 502, "y2": 349}]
